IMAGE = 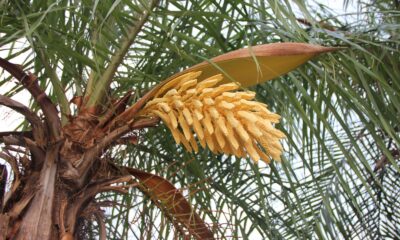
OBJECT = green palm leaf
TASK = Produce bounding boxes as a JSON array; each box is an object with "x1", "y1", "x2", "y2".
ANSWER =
[{"x1": 0, "y1": 0, "x2": 399, "y2": 239}]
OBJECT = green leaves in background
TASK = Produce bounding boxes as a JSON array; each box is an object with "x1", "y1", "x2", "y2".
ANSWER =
[{"x1": 0, "y1": 0, "x2": 399, "y2": 239}]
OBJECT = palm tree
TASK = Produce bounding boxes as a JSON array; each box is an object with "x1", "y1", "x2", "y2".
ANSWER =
[{"x1": 0, "y1": 0, "x2": 399, "y2": 239}]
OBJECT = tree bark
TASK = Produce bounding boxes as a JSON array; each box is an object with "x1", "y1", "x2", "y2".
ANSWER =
[{"x1": 15, "y1": 144, "x2": 61, "y2": 240}]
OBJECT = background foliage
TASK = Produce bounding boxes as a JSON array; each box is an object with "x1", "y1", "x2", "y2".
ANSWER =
[{"x1": 0, "y1": 0, "x2": 399, "y2": 239}]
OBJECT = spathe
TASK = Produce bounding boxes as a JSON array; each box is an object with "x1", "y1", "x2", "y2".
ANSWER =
[{"x1": 164, "y1": 42, "x2": 338, "y2": 87}]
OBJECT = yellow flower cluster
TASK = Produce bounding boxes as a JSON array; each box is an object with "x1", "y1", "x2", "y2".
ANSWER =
[{"x1": 139, "y1": 71, "x2": 285, "y2": 163}]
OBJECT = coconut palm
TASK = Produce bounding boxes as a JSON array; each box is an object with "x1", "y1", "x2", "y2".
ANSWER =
[{"x1": 0, "y1": 0, "x2": 399, "y2": 239}]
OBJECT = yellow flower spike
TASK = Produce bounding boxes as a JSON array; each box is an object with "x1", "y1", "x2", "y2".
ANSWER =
[
  {"x1": 203, "y1": 98, "x2": 215, "y2": 106},
  {"x1": 173, "y1": 99, "x2": 184, "y2": 109},
  {"x1": 235, "y1": 144, "x2": 247, "y2": 159},
  {"x1": 244, "y1": 122, "x2": 263, "y2": 138},
  {"x1": 178, "y1": 131, "x2": 193, "y2": 152},
  {"x1": 189, "y1": 136, "x2": 199, "y2": 153},
  {"x1": 214, "y1": 126, "x2": 226, "y2": 149},
  {"x1": 218, "y1": 92, "x2": 255, "y2": 102},
  {"x1": 192, "y1": 99, "x2": 203, "y2": 109},
  {"x1": 155, "y1": 71, "x2": 202, "y2": 98},
  {"x1": 237, "y1": 111, "x2": 258, "y2": 123},
  {"x1": 208, "y1": 107, "x2": 220, "y2": 119},
  {"x1": 244, "y1": 140, "x2": 260, "y2": 163},
  {"x1": 169, "y1": 125, "x2": 183, "y2": 145},
  {"x1": 225, "y1": 123, "x2": 240, "y2": 150},
  {"x1": 178, "y1": 79, "x2": 197, "y2": 92},
  {"x1": 204, "y1": 130, "x2": 215, "y2": 152},
  {"x1": 215, "y1": 93, "x2": 232, "y2": 102},
  {"x1": 225, "y1": 111, "x2": 240, "y2": 127},
  {"x1": 164, "y1": 89, "x2": 178, "y2": 97},
  {"x1": 182, "y1": 108, "x2": 193, "y2": 125},
  {"x1": 216, "y1": 116, "x2": 228, "y2": 136},
  {"x1": 208, "y1": 83, "x2": 240, "y2": 97},
  {"x1": 158, "y1": 102, "x2": 171, "y2": 113},
  {"x1": 201, "y1": 111, "x2": 214, "y2": 135},
  {"x1": 271, "y1": 140, "x2": 284, "y2": 152},
  {"x1": 235, "y1": 92, "x2": 256, "y2": 100},
  {"x1": 239, "y1": 99, "x2": 263, "y2": 109},
  {"x1": 212, "y1": 133, "x2": 224, "y2": 154},
  {"x1": 257, "y1": 137, "x2": 281, "y2": 161},
  {"x1": 222, "y1": 143, "x2": 233, "y2": 156},
  {"x1": 139, "y1": 72, "x2": 286, "y2": 163},
  {"x1": 270, "y1": 150, "x2": 282, "y2": 162},
  {"x1": 185, "y1": 88, "x2": 196, "y2": 95},
  {"x1": 180, "y1": 90, "x2": 197, "y2": 101},
  {"x1": 152, "y1": 110, "x2": 171, "y2": 126},
  {"x1": 167, "y1": 111, "x2": 178, "y2": 129},
  {"x1": 218, "y1": 101, "x2": 235, "y2": 110},
  {"x1": 196, "y1": 74, "x2": 223, "y2": 91},
  {"x1": 258, "y1": 121, "x2": 286, "y2": 139},
  {"x1": 192, "y1": 116, "x2": 204, "y2": 140},
  {"x1": 198, "y1": 133, "x2": 207, "y2": 149},
  {"x1": 144, "y1": 97, "x2": 167, "y2": 107},
  {"x1": 256, "y1": 110, "x2": 281, "y2": 123},
  {"x1": 193, "y1": 109, "x2": 204, "y2": 121},
  {"x1": 235, "y1": 124, "x2": 250, "y2": 143},
  {"x1": 255, "y1": 146, "x2": 272, "y2": 164},
  {"x1": 199, "y1": 88, "x2": 215, "y2": 99},
  {"x1": 178, "y1": 112, "x2": 192, "y2": 141}
]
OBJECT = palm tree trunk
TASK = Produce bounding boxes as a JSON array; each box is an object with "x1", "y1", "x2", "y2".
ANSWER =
[{"x1": 15, "y1": 145, "x2": 60, "y2": 240}]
